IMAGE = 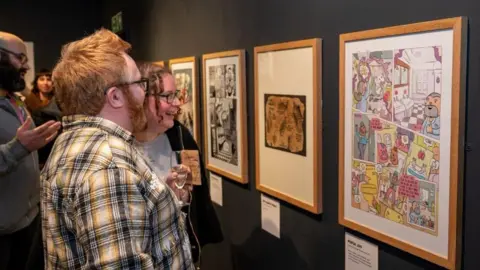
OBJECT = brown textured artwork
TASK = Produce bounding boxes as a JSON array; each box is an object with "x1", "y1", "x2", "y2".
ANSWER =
[
  {"x1": 264, "y1": 94, "x2": 307, "y2": 156},
  {"x1": 180, "y1": 150, "x2": 202, "y2": 186}
]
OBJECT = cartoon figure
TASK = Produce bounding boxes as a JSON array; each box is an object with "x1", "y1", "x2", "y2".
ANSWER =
[
  {"x1": 422, "y1": 92, "x2": 441, "y2": 140},
  {"x1": 353, "y1": 60, "x2": 371, "y2": 112},
  {"x1": 409, "y1": 201, "x2": 421, "y2": 224},
  {"x1": 377, "y1": 143, "x2": 389, "y2": 163},
  {"x1": 368, "y1": 74, "x2": 385, "y2": 114},
  {"x1": 384, "y1": 171, "x2": 399, "y2": 207},
  {"x1": 355, "y1": 121, "x2": 370, "y2": 160},
  {"x1": 383, "y1": 90, "x2": 392, "y2": 119},
  {"x1": 390, "y1": 146, "x2": 399, "y2": 165},
  {"x1": 384, "y1": 133, "x2": 392, "y2": 152},
  {"x1": 407, "y1": 157, "x2": 427, "y2": 180}
]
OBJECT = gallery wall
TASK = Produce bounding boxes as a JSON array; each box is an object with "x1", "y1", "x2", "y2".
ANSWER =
[
  {"x1": 0, "y1": 0, "x2": 102, "y2": 72},
  {"x1": 101, "y1": 0, "x2": 480, "y2": 269}
]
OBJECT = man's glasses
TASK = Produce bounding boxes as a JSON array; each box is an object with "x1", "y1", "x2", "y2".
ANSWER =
[
  {"x1": 104, "y1": 78, "x2": 149, "y2": 94},
  {"x1": 0, "y1": 47, "x2": 28, "y2": 65},
  {"x1": 151, "y1": 90, "x2": 180, "y2": 104}
]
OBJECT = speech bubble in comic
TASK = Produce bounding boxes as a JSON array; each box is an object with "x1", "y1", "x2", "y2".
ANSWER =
[{"x1": 370, "y1": 118, "x2": 383, "y2": 130}]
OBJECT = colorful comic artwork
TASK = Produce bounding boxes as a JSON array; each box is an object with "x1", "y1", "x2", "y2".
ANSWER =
[
  {"x1": 173, "y1": 68, "x2": 195, "y2": 136},
  {"x1": 351, "y1": 46, "x2": 442, "y2": 235}
]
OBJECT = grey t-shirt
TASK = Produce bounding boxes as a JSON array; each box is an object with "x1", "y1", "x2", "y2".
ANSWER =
[
  {"x1": 135, "y1": 134, "x2": 184, "y2": 207},
  {"x1": 135, "y1": 133, "x2": 177, "y2": 178}
]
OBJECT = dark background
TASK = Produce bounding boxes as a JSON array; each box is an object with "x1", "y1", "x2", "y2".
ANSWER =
[
  {"x1": 0, "y1": 0, "x2": 101, "y2": 71},
  {"x1": 2, "y1": 0, "x2": 479, "y2": 269}
]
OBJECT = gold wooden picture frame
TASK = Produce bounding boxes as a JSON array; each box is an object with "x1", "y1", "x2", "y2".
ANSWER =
[
  {"x1": 169, "y1": 56, "x2": 200, "y2": 141},
  {"x1": 154, "y1": 60, "x2": 165, "y2": 67},
  {"x1": 202, "y1": 50, "x2": 248, "y2": 184},
  {"x1": 338, "y1": 17, "x2": 467, "y2": 269},
  {"x1": 254, "y1": 38, "x2": 323, "y2": 214}
]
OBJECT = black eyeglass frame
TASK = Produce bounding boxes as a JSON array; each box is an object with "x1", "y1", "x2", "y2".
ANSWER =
[
  {"x1": 150, "y1": 90, "x2": 181, "y2": 104},
  {"x1": 0, "y1": 47, "x2": 28, "y2": 65},
  {"x1": 103, "y1": 77, "x2": 150, "y2": 95}
]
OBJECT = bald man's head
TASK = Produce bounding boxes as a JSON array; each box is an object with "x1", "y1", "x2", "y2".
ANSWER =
[
  {"x1": 0, "y1": 32, "x2": 23, "y2": 48},
  {"x1": 0, "y1": 32, "x2": 28, "y2": 65},
  {"x1": 0, "y1": 31, "x2": 29, "y2": 92}
]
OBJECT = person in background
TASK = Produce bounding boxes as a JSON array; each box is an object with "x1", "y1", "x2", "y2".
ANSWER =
[
  {"x1": 24, "y1": 68, "x2": 62, "y2": 168},
  {"x1": 25, "y1": 68, "x2": 54, "y2": 110},
  {"x1": 41, "y1": 29, "x2": 194, "y2": 269},
  {"x1": 135, "y1": 62, "x2": 223, "y2": 266},
  {"x1": 0, "y1": 31, "x2": 61, "y2": 270}
]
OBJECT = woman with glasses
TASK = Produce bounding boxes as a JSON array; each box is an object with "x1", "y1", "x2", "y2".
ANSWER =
[{"x1": 133, "y1": 62, "x2": 223, "y2": 268}]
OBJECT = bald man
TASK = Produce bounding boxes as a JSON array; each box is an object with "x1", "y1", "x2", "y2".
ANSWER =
[{"x1": 0, "y1": 31, "x2": 60, "y2": 270}]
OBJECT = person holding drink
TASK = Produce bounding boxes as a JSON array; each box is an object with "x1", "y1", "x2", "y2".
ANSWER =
[{"x1": 134, "y1": 62, "x2": 223, "y2": 266}]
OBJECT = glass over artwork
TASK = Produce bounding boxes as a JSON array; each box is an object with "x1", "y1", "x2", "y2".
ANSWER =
[
  {"x1": 351, "y1": 46, "x2": 442, "y2": 236},
  {"x1": 208, "y1": 64, "x2": 239, "y2": 166},
  {"x1": 173, "y1": 68, "x2": 195, "y2": 135}
]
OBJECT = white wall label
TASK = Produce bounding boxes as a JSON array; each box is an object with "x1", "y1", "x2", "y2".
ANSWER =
[
  {"x1": 261, "y1": 194, "x2": 280, "y2": 238},
  {"x1": 345, "y1": 232, "x2": 378, "y2": 270},
  {"x1": 209, "y1": 172, "x2": 223, "y2": 206}
]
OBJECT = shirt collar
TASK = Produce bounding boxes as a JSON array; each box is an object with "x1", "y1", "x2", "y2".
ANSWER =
[{"x1": 62, "y1": 115, "x2": 135, "y2": 144}]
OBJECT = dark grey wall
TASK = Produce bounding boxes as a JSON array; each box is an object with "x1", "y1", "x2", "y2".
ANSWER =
[
  {"x1": 0, "y1": 0, "x2": 102, "y2": 71},
  {"x1": 101, "y1": 1, "x2": 479, "y2": 269}
]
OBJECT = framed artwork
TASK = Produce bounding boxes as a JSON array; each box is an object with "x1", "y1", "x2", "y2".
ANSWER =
[
  {"x1": 254, "y1": 38, "x2": 323, "y2": 214},
  {"x1": 25, "y1": 42, "x2": 35, "y2": 89},
  {"x1": 154, "y1": 60, "x2": 165, "y2": 67},
  {"x1": 338, "y1": 17, "x2": 467, "y2": 269},
  {"x1": 202, "y1": 50, "x2": 248, "y2": 184},
  {"x1": 169, "y1": 56, "x2": 200, "y2": 141}
]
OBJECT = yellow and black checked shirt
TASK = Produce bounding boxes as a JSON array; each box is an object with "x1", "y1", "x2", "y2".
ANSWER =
[{"x1": 41, "y1": 115, "x2": 194, "y2": 269}]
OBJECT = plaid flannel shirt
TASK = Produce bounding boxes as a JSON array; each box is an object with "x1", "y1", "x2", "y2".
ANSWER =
[{"x1": 41, "y1": 115, "x2": 194, "y2": 269}]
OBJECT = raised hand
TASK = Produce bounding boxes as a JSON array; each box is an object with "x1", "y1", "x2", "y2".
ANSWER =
[{"x1": 17, "y1": 117, "x2": 61, "y2": 152}]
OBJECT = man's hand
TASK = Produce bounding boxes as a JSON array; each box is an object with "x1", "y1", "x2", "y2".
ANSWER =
[{"x1": 17, "y1": 117, "x2": 61, "y2": 152}]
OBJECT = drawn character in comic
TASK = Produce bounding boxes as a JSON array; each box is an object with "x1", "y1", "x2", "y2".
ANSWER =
[
  {"x1": 353, "y1": 58, "x2": 371, "y2": 112},
  {"x1": 355, "y1": 121, "x2": 370, "y2": 160},
  {"x1": 368, "y1": 73, "x2": 386, "y2": 114},
  {"x1": 422, "y1": 92, "x2": 441, "y2": 140},
  {"x1": 383, "y1": 90, "x2": 393, "y2": 120},
  {"x1": 390, "y1": 146, "x2": 399, "y2": 165},
  {"x1": 384, "y1": 171, "x2": 400, "y2": 207},
  {"x1": 409, "y1": 201, "x2": 421, "y2": 224}
]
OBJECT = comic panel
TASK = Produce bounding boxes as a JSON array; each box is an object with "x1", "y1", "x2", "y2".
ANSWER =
[
  {"x1": 405, "y1": 180, "x2": 437, "y2": 234},
  {"x1": 351, "y1": 160, "x2": 386, "y2": 216},
  {"x1": 173, "y1": 68, "x2": 195, "y2": 135},
  {"x1": 352, "y1": 50, "x2": 393, "y2": 121},
  {"x1": 208, "y1": 64, "x2": 239, "y2": 166},
  {"x1": 351, "y1": 115, "x2": 440, "y2": 235},
  {"x1": 264, "y1": 94, "x2": 306, "y2": 156},
  {"x1": 393, "y1": 47, "x2": 442, "y2": 141},
  {"x1": 353, "y1": 112, "x2": 376, "y2": 163},
  {"x1": 373, "y1": 120, "x2": 398, "y2": 166}
]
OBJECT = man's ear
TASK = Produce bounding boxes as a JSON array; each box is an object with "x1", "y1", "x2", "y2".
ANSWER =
[{"x1": 105, "y1": 87, "x2": 125, "y2": 109}]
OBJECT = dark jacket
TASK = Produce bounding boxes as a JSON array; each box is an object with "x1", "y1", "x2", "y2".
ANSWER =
[
  {"x1": 165, "y1": 120, "x2": 224, "y2": 262},
  {"x1": 27, "y1": 97, "x2": 62, "y2": 166}
]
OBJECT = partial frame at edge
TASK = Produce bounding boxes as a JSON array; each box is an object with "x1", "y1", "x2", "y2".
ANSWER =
[
  {"x1": 337, "y1": 16, "x2": 467, "y2": 270},
  {"x1": 169, "y1": 56, "x2": 201, "y2": 143}
]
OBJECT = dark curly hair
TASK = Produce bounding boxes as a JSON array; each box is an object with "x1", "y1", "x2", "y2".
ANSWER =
[{"x1": 31, "y1": 68, "x2": 53, "y2": 95}]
